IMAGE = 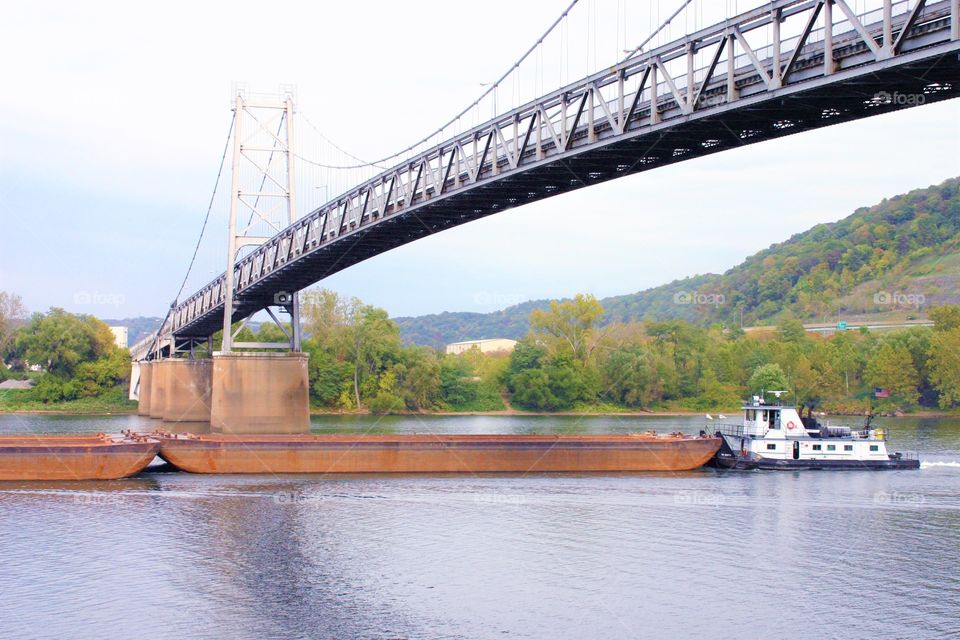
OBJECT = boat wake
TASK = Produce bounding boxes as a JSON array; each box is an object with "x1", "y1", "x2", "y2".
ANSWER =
[{"x1": 920, "y1": 461, "x2": 960, "y2": 470}]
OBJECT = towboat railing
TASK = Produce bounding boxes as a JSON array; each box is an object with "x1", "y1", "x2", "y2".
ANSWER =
[{"x1": 712, "y1": 424, "x2": 746, "y2": 438}]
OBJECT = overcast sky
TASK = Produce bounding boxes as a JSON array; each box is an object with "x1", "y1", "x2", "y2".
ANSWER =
[{"x1": 1, "y1": 0, "x2": 958, "y2": 321}]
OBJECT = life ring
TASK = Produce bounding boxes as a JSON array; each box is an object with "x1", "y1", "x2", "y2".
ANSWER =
[{"x1": 786, "y1": 421, "x2": 797, "y2": 431}]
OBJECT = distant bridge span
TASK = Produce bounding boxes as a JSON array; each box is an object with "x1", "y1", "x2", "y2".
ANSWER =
[{"x1": 136, "y1": 0, "x2": 960, "y2": 360}]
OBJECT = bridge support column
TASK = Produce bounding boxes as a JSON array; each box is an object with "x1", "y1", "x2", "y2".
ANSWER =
[
  {"x1": 210, "y1": 352, "x2": 309, "y2": 434},
  {"x1": 163, "y1": 359, "x2": 213, "y2": 426},
  {"x1": 138, "y1": 362, "x2": 153, "y2": 416},
  {"x1": 149, "y1": 360, "x2": 168, "y2": 419}
]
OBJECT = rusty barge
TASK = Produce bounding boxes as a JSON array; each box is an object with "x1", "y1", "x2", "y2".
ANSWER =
[
  {"x1": 156, "y1": 432, "x2": 721, "y2": 474},
  {"x1": 0, "y1": 434, "x2": 160, "y2": 481}
]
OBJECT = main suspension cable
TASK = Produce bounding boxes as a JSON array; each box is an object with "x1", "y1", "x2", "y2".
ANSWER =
[{"x1": 293, "y1": 0, "x2": 580, "y2": 173}]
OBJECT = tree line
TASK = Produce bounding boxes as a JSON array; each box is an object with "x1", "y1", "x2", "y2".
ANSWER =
[
  {"x1": 229, "y1": 289, "x2": 960, "y2": 414},
  {"x1": 2, "y1": 287, "x2": 958, "y2": 414}
]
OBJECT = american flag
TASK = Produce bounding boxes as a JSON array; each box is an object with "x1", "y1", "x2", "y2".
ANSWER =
[{"x1": 874, "y1": 388, "x2": 891, "y2": 398}]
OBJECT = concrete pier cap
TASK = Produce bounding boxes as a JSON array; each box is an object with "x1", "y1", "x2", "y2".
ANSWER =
[
  {"x1": 163, "y1": 358, "x2": 213, "y2": 424},
  {"x1": 137, "y1": 361, "x2": 153, "y2": 416},
  {"x1": 210, "y1": 351, "x2": 310, "y2": 434}
]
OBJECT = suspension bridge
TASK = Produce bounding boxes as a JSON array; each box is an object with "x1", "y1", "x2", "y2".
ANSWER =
[{"x1": 130, "y1": 0, "x2": 960, "y2": 434}]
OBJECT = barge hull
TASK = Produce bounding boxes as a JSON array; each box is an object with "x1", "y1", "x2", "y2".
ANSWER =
[
  {"x1": 0, "y1": 436, "x2": 160, "y2": 481},
  {"x1": 158, "y1": 434, "x2": 721, "y2": 474}
]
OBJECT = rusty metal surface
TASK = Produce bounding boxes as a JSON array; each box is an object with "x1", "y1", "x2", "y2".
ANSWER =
[
  {"x1": 157, "y1": 433, "x2": 722, "y2": 474},
  {"x1": 0, "y1": 435, "x2": 160, "y2": 481}
]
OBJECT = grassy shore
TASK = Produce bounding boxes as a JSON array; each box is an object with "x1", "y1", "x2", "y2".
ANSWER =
[{"x1": 0, "y1": 387, "x2": 137, "y2": 415}]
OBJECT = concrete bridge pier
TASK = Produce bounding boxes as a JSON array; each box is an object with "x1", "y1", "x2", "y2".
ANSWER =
[
  {"x1": 137, "y1": 361, "x2": 153, "y2": 416},
  {"x1": 148, "y1": 360, "x2": 168, "y2": 420},
  {"x1": 210, "y1": 352, "x2": 310, "y2": 434},
  {"x1": 163, "y1": 359, "x2": 213, "y2": 431}
]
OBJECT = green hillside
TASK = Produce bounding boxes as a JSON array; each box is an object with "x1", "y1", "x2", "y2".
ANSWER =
[{"x1": 397, "y1": 177, "x2": 960, "y2": 346}]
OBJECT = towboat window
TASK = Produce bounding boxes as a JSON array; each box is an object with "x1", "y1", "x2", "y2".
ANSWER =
[
  {"x1": 746, "y1": 410, "x2": 755, "y2": 421},
  {"x1": 827, "y1": 445, "x2": 836, "y2": 451},
  {"x1": 812, "y1": 444, "x2": 822, "y2": 451},
  {"x1": 766, "y1": 443, "x2": 776, "y2": 450},
  {"x1": 844, "y1": 445, "x2": 853, "y2": 451},
  {"x1": 763, "y1": 410, "x2": 777, "y2": 429},
  {"x1": 870, "y1": 445, "x2": 879, "y2": 452}
]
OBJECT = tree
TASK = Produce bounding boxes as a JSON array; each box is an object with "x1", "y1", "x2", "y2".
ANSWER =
[
  {"x1": 13, "y1": 308, "x2": 127, "y2": 401},
  {"x1": 15, "y1": 309, "x2": 116, "y2": 377},
  {"x1": 647, "y1": 320, "x2": 705, "y2": 397},
  {"x1": 601, "y1": 344, "x2": 659, "y2": 407},
  {"x1": 335, "y1": 303, "x2": 401, "y2": 408},
  {"x1": 396, "y1": 347, "x2": 441, "y2": 410},
  {"x1": 748, "y1": 363, "x2": 789, "y2": 395},
  {"x1": 542, "y1": 355, "x2": 588, "y2": 409},
  {"x1": 930, "y1": 305, "x2": 960, "y2": 332},
  {"x1": 0, "y1": 291, "x2": 27, "y2": 358},
  {"x1": 827, "y1": 331, "x2": 862, "y2": 396},
  {"x1": 305, "y1": 347, "x2": 351, "y2": 406},
  {"x1": 509, "y1": 369, "x2": 558, "y2": 410},
  {"x1": 301, "y1": 288, "x2": 347, "y2": 345},
  {"x1": 928, "y1": 328, "x2": 960, "y2": 408},
  {"x1": 367, "y1": 369, "x2": 405, "y2": 414},
  {"x1": 440, "y1": 355, "x2": 479, "y2": 407},
  {"x1": 529, "y1": 294, "x2": 604, "y2": 363},
  {"x1": 777, "y1": 316, "x2": 808, "y2": 344},
  {"x1": 865, "y1": 343, "x2": 920, "y2": 405}
]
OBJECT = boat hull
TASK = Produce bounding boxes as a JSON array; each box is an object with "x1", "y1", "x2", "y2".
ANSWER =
[
  {"x1": 0, "y1": 435, "x2": 160, "y2": 481},
  {"x1": 711, "y1": 433, "x2": 919, "y2": 471},
  {"x1": 752, "y1": 456, "x2": 920, "y2": 470},
  {"x1": 157, "y1": 433, "x2": 722, "y2": 474}
]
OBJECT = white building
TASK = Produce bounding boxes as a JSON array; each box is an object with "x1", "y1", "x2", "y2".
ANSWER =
[
  {"x1": 445, "y1": 338, "x2": 517, "y2": 355},
  {"x1": 109, "y1": 326, "x2": 129, "y2": 349}
]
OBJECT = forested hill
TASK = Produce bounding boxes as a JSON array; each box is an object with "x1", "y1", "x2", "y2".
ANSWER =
[{"x1": 397, "y1": 177, "x2": 960, "y2": 347}]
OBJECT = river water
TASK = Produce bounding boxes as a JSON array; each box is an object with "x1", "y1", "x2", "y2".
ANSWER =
[{"x1": 0, "y1": 413, "x2": 958, "y2": 640}]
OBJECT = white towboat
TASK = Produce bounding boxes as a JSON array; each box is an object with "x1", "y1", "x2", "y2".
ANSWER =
[{"x1": 709, "y1": 394, "x2": 919, "y2": 470}]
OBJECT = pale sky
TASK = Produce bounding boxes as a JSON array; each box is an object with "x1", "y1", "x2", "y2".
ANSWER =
[{"x1": 1, "y1": 0, "x2": 958, "y2": 321}]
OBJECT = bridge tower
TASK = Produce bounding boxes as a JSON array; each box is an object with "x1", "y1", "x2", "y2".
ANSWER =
[
  {"x1": 221, "y1": 84, "x2": 301, "y2": 352},
  {"x1": 211, "y1": 85, "x2": 309, "y2": 434}
]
